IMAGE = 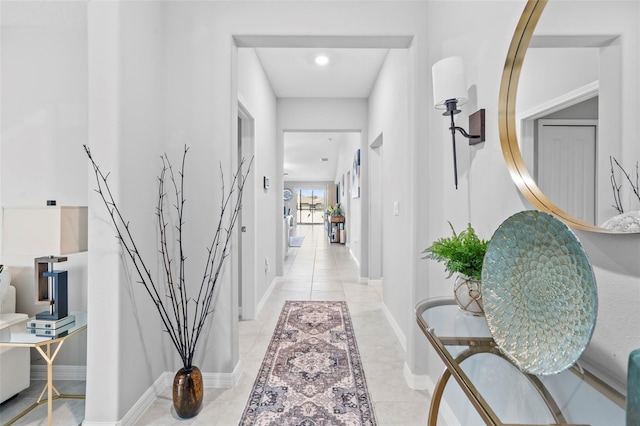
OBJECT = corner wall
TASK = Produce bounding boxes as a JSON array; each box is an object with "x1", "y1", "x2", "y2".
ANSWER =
[
  {"x1": 0, "y1": 0, "x2": 88, "y2": 370},
  {"x1": 367, "y1": 49, "x2": 413, "y2": 340},
  {"x1": 86, "y1": 2, "x2": 168, "y2": 422},
  {"x1": 237, "y1": 48, "x2": 278, "y2": 312}
]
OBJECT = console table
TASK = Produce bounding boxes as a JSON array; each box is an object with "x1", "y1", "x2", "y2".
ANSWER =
[
  {"x1": 0, "y1": 311, "x2": 87, "y2": 426},
  {"x1": 416, "y1": 299, "x2": 625, "y2": 425}
]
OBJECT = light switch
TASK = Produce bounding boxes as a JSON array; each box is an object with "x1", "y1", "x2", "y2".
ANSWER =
[{"x1": 393, "y1": 201, "x2": 399, "y2": 216}]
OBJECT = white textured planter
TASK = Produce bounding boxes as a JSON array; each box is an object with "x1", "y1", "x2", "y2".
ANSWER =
[{"x1": 453, "y1": 275, "x2": 484, "y2": 316}]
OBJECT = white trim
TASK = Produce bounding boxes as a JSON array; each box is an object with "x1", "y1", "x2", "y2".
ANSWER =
[
  {"x1": 349, "y1": 249, "x2": 368, "y2": 283},
  {"x1": 381, "y1": 301, "x2": 406, "y2": 352},
  {"x1": 82, "y1": 422, "x2": 120, "y2": 426},
  {"x1": 517, "y1": 81, "x2": 599, "y2": 181},
  {"x1": 402, "y1": 362, "x2": 433, "y2": 391},
  {"x1": 349, "y1": 248, "x2": 360, "y2": 268},
  {"x1": 517, "y1": 80, "x2": 599, "y2": 122},
  {"x1": 31, "y1": 364, "x2": 86, "y2": 381},
  {"x1": 402, "y1": 363, "x2": 460, "y2": 425},
  {"x1": 256, "y1": 276, "x2": 280, "y2": 317},
  {"x1": 237, "y1": 97, "x2": 257, "y2": 321},
  {"x1": 367, "y1": 279, "x2": 382, "y2": 286},
  {"x1": 116, "y1": 372, "x2": 167, "y2": 426},
  {"x1": 200, "y1": 360, "x2": 242, "y2": 388},
  {"x1": 107, "y1": 361, "x2": 242, "y2": 426},
  {"x1": 233, "y1": 35, "x2": 414, "y2": 49},
  {"x1": 440, "y1": 401, "x2": 462, "y2": 426}
]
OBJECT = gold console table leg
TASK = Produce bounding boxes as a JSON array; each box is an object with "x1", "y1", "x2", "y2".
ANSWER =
[
  {"x1": 3, "y1": 340, "x2": 85, "y2": 426},
  {"x1": 428, "y1": 348, "x2": 567, "y2": 426}
]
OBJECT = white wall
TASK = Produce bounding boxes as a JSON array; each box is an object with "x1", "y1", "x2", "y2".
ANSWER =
[
  {"x1": 0, "y1": 1, "x2": 88, "y2": 368},
  {"x1": 367, "y1": 49, "x2": 413, "y2": 342},
  {"x1": 237, "y1": 48, "x2": 278, "y2": 311},
  {"x1": 4, "y1": 1, "x2": 638, "y2": 423},
  {"x1": 334, "y1": 132, "x2": 361, "y2": 247},
  {"x1": 278, "y1": 98, "x2": 368, "y2": 275},
  {"x1": 85, "y1": 1, "x2": 418, "y2": 422},
  {"x1": 86, "y1": 2, "x2": 169, "y2": 421},
  {"x1": 422, "y1": 0, "x2": 640, "y2": 396}
]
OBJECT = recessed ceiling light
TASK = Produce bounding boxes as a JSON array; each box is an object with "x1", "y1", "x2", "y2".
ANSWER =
[{"x1": 315, "y1": 55, "x2": 329, "y2": 66}]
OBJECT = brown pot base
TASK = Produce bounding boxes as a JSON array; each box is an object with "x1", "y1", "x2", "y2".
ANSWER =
[{"x1": 173, "y1": 366, "x2": 203, "y2": 418}]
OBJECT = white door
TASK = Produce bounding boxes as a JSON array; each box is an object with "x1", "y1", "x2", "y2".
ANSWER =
[
  {"x1": 238, "y1": 103, "x2": 256, "y2": 320},
  {"x1": 537, "y1": 119, "x2": 597, "y2": 225}
]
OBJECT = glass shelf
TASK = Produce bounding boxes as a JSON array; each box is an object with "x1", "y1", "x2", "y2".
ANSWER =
[
  {"x1": 0, "y1": 311, "x2": 87, "y2": 346},
  {"x1": 416, "y1": 298, "x2": 625, "y2": 426}
]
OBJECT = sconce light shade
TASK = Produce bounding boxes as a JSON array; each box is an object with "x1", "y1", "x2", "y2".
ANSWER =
[{"x1": 432, "y1": 56, "x2": 469, "y2": 109}]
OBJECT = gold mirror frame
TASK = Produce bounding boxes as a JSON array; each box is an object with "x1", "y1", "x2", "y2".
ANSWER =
[{"x1": 499, "y1": 0, "x2": 617, "y2": 233}]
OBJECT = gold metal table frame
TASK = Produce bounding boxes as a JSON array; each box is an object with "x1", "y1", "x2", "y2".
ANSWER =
[
  {"x1": 0, "y1": 312, "x2": 87, "y2": 426},
  {"x1": 416, "y1": 299, "x2": 625, "y2": 426}
]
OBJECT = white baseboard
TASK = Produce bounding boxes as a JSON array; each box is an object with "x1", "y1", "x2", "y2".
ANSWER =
[
  {"x1": 402, "y1": 362, "x2": 433, "y2": 390},
  {"x1": 116, "y1": 360, "x2": 243, "y2": 426},
  {"x1": 31, "y1": 364, "x2": 86, "y2": 381},
  {"x1": 402, "y1": 363, "x2": 460, "y2": 425},
  {"x1": 440, "y1": 404, "x2": 462, "y2": 426},
  {"x1": 349, "y1": 249, "x2": 360, "y2": 269},
  {"x1": 201, "y1": 359, "x2": 242, "y2": 388},
  {"x1": 367, "y1": 279, "x2": 383, "y2": 286},
  {"x1": 256, "y1": 277, "x2": 280, "y2": 317},
  {"x1": 117, "y1": 371, "x2": 167, "y2": 426},
  {"x1": 381, "y1": 301, "x2": 406, "y2": 352}
]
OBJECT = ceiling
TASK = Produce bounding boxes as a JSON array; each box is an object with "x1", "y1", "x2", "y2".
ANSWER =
[
  {"x1": 283, "y1": 132, "x2": 356, "y2": 182},
  {"x1": 254, "y1": 48, "x2": 388, "y2": 182},
  {"x1": 255, "y1": 48, "x2": 388, "y2": 98}
]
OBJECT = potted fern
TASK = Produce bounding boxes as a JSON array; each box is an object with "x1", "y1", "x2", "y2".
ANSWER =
[{"x1": 422, "y1": 223, "x2": 489, "y2": 316}]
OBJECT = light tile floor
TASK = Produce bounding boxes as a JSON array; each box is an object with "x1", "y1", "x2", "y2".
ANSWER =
[{"x1": 0, "y1": 224, "x2": 430, "y2": 425}]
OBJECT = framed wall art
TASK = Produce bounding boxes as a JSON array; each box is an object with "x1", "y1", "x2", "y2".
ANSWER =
[{"x1": 352, "y1": 149, "x2": 360, "y2": 198}]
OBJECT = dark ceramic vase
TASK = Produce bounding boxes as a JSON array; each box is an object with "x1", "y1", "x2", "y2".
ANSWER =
[{"x1": 173, "y1": 366, "x2": 203, "y2": 418}]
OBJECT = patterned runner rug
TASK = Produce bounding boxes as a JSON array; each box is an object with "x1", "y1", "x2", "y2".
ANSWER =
[{"x1": 240, "y1": 300, "x2": 377, "y2": 425}]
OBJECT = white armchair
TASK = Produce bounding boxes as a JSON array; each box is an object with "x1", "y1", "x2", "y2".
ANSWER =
[{"x1": 0, "y1": 267, "x2": 31, "y2": 403}]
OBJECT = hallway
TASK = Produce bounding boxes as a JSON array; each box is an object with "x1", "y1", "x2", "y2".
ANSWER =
[
  {"x1": 0, "y1": 225, "x2": 430, "y2": 425},
  {"x1": 139, "y1": 224, "x2": 430, "y2": 425}
]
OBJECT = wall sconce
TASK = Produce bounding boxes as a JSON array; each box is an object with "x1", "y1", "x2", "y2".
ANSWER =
[{"x1": 432, "y1": 56, "x2": 485, "y2": 189}]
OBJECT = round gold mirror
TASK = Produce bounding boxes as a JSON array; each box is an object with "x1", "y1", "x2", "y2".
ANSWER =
[{"x1": 499, "y1": 0, "x2": 640, "y2": 233}]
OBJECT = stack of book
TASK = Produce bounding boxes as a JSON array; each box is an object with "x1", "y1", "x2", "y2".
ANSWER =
[{"x1": 26, "y1": 314, "x2": 76, "y2": 337}]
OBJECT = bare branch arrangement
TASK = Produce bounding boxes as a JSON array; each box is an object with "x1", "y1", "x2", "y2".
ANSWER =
[
  {"x1": 84, "y1": 145, "x2": 252, "y2": 370},
  {"x1": 610, "y1": 156, "x2": 640, "y2": 214}
]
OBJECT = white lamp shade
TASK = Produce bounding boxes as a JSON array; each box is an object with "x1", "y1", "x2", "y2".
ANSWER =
[
  {"x1": 432, "y1": 56, "x2": 468, "y2": 109},
  {"x1": 2, "y1": 206, "x2": 88, "y2": 256}
]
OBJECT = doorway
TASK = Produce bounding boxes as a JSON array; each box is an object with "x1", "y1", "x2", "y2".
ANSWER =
[
  {"x1": 519, "y1": 88, "x2": 599, "y2": 225},
  {"x1": 536, "y1": 119, "x2": 597, "y2": 225},
  {"x1": 297, "y1": 188, "x2": 325, "y2": 225},
  {"x1": 238, "y1": 101, "x2": 256, "y2": 320}
]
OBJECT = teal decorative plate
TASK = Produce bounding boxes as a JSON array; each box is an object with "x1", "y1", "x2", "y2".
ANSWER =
[{"x1": 482, "y1": 211, "x2": 597, "y2": 375}]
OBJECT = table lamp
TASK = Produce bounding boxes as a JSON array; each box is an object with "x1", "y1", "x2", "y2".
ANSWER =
[{"x1": 1, "y1": 204, "x2": 88, "y2": 320}]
